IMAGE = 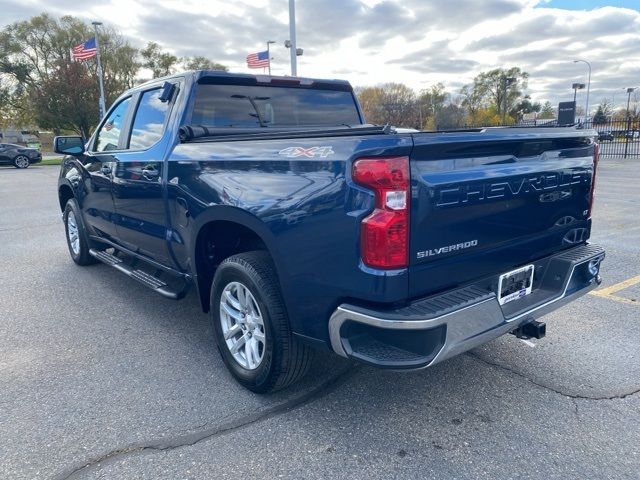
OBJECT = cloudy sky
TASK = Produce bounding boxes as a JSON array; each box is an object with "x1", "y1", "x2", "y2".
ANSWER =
[{"x1": 2, "y1": 0, "x2": 639, "y2": 111}]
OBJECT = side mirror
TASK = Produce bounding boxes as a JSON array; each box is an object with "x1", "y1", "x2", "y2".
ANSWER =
[{"x1": 54, "y1": 136, "x2": 85, "y2": 155}]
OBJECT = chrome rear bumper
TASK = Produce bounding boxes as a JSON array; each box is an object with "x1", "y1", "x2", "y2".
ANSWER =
[{"x1": 329, "y1": 243, "x2": 605, "y2": 369}]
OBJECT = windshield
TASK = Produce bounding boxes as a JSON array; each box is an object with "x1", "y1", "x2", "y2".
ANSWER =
[{"x1": 191, "y1": 83, "x2": 361, "y2": 128}]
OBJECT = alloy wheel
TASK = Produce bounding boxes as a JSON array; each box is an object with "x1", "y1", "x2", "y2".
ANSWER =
[
  {"x1": 15, "y1": 155, "x2": 29, "y2": 168},
  {"x1": 219, "y1": 281, "x2": 266, "y2": 370},
  {"x1": 67, "y1": 211, "x2": 80, "y2": 255}
]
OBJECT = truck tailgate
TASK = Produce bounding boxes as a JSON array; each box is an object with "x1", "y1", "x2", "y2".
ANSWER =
[{"x1": 408, "y1": 129, "x2": 596, "y2": 299}]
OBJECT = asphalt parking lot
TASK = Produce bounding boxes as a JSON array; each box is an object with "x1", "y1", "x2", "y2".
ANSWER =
[{"x1": 1, "y1": 158, "x2": 638, "y2": 479}]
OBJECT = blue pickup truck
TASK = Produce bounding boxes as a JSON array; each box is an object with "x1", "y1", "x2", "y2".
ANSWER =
[{"x1": 55, "y1": 70, "x2": 604, "y2": 393}]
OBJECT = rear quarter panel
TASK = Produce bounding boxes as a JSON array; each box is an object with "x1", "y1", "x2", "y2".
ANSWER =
[{"x1": 167, "y1": 134, "x2": 412, "y2": 341}]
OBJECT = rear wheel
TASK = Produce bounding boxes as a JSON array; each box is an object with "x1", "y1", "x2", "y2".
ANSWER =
[
  {"x1": 63, "y1": 199, "x2": 97, "y2": 266},
  {"x1": 211, "y1": 251, "x2": 313, "y2": 393},
  {"x1": 13, "y1": 155, "x2": 30, "y2": 169}
]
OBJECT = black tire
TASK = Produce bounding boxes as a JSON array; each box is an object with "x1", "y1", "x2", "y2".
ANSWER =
[
  {"x1": 63, "y1": 199, "x2": 97, "y2": 266},
  {"x1": 13, "y1": 155, "x2": 30, "y2": 169},
  {"x1": 211, "y1": 251, "x2": 313, "y2": 393}
]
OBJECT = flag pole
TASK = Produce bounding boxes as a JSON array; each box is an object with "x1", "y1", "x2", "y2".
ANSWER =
[
  {"x1": 266, "y1": 40, "x2": 275, "y2": 76},
  {"x1": 92, "y1": 21, "x2": 107, "y2": 120}
]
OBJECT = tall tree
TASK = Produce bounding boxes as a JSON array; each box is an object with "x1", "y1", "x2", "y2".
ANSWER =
[
  {"x1": 459, "y1": 84, "x2": 486, "y2": 122},
  {"x1": 36, "y1": 60, "x2": 99, "y2": 137},
  {"x1": 417, "y1": 83, "x2": 447, "y2": 129},
  {"x1": 0, "y1": 13, "x2": 139, "y2": 136},
  {"x1": 356, "y1": 84, "x2": 419, "y2": 127},
  {"x1": 355, "y1": 86, "x2": 384, "y2": 124},
  {"x1": 377, "y1": 83, "x2": 419, "y2": 128},
  {"x1": 598, "y1": 98, "x2": 614, "y2": 118},
  {"x1": 0, "y1": 75, "x2": 14, "y2": 128},
  {"x1": 141, "y1": 42, "x2": 178, "y2": 78},
  {"x1": 100, "y1": 31, "x2": 140, "y2": 105},
  {"x1": 183, "y1": 56, "x2": 227, "y2": 71},
  {"x1": 511, "y1": 95, "x2": 541, "y2": 121},
  {"x1": 435, "y1": 104, "x2": 466, "y2": 130},
  {"x1": 538, "y1": 101, "x2": 555, "y2": 119},
  {"x1": 592, "y1": 105, "x2": 607, "y2": 125},
  {"x1": 469, "y1": 67, "x2": 529, "y2": 120}
]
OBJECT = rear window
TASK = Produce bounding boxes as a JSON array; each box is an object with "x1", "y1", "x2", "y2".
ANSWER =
[{"x1": 191, "y1": 84, "x2": 361, "y2": 128}]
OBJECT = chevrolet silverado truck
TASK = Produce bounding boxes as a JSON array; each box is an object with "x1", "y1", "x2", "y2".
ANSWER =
[{"x1": 55, "y1": 70, "x2": 605, "y2": 393}]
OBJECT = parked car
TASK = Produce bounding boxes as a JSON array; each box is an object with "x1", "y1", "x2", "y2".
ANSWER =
[
  {"x1": 597, "y1": 131, "x2": 614, "y2": 142},
  {"x1": 0, "y1": 143, "x2": 42, "y2": 168},
  {"x1": 54, "y1": 70, "x2": 604, "y2": 393}
]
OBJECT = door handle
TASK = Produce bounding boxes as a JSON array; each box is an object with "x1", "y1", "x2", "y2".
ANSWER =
[
  {"x1": 100, "y1": 165, "x2": 112, "y2": 175},
  {"x1": 141, "y1": 167, "x2": 159, "y2": 180}
]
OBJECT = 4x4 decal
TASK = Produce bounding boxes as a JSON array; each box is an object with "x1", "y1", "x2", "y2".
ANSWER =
[{"x1": 278, "y1": 146, "x2": 334, "y2": 158}]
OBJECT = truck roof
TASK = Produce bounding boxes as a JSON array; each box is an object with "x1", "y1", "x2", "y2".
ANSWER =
[{"x1": 135, "y1": 70, "x2": 353, "y2": 91}]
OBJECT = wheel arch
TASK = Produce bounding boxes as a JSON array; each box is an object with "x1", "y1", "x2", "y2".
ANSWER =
[
  {"x1": 190, "y1": 207, "x2": 283, "y2": 313},
  {"x1": 58, "y1": 183, "x2": 75, "y2": 212}
]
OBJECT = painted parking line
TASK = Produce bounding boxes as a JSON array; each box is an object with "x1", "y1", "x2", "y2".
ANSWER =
[{"x1": 590, "y1": 274, "x2": 640, "y2": 306}]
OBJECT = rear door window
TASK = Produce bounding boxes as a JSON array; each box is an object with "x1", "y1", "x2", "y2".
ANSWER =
[{"x1": 128, "y1": 88, "x2": 171, "y2": 150}]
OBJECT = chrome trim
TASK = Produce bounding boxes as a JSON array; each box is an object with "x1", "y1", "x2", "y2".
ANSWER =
[
  {"x1": 329, "y1": 250, "x2": 604, "y2": 366},
  {"x1": 508, "y1": 252, "x2": 604, "y2": 324}
]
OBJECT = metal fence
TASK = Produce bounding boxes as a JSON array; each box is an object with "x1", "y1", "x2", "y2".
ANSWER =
[
  {"x1": 583, "y1": 119, "x2": 640, "y2": 158},
  {"x1": 459, "y1": 119, "x2": 640, "y2": 158}
]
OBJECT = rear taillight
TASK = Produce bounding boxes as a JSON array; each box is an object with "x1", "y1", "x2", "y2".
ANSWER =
[
  {"x1": 588, "y1": 143, "x2": 599, "y2": 218},
  {"x1": 352, "y1": 156, "x2": 409, "y2": 269}
]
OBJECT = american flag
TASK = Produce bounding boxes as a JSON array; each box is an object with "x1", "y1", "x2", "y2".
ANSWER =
[
  {"x1": 71, "y1": 37, "x2": 97, "y2": 61},
  {"x1": 246, "y1": 50, "x2": 269, "y2": 69}
]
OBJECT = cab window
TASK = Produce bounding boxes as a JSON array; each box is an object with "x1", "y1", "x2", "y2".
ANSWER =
[
  {"x1": 94, "y1": 97, "x2": 131, "y2": 152},
  {"x1": 128, "y1": 88, "x2": 171, "y2": 150}
]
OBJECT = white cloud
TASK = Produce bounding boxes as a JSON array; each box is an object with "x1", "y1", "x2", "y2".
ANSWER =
[{"x1": 1, "y1": 0, "x2": 638, "y2": 112}]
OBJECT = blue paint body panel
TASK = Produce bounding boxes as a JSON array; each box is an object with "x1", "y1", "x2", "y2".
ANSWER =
[{"x1": 58, "y1": 71, "x2": 598, "y2": 349}]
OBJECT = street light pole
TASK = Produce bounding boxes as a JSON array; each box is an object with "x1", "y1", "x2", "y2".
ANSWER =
[
  {"x1": 625, "y1": 87, "x2": 635, "y2": 119},
  {"x1": 92, "y1": 21, "x2": 106, "y2": 120},
  {"x1": 574, "y1": 59, "x2": 591, "y2": 121},
  {"x1": 572, "y1": 82, "x2": 585, "y2": 123},
  {"x1": 266, "y1": 40, "x2": 275, "y2": 75},
  {"x1": 624, "y1": 87, "x2": 636, "y2": 159},
  {"x1": 288, "y1": 0, "x2": 297, "y2": 76}
]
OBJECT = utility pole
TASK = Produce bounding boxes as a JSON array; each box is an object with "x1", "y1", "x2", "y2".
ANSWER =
[
  {"x1": 288, "y1": 0, "x2": 297, "y2": 76},
  {"x1": 92, "y1": 21, "x2": 106, "y2": 119},
  {"x1": 266, "y1": 40, "x2": 276, "y2": 75}
]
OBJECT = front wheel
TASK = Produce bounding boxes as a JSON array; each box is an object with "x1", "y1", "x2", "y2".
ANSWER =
[
  {"x1": 211, "y1": 251, "x2": 312, "y2": 393},
  {"x1": 13, "y1": 155, "x2": 30, "y2": 169},
  {"x1": 63, "y1": 199, "x2": 97, "y2": 266}
]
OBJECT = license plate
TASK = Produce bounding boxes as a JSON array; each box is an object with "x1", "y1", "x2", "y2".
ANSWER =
[{"x1": 498, "y1": 264, "x2": 534, "y2": 305}]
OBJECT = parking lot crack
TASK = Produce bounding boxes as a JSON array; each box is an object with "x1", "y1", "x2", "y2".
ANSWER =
[
  {"x1": 0, "y1": 221, "x2": 59, "y2": 232},
  {"x1": 53, "y1": 365, "x2": 356, "y2": 480},
  {"x1": 468, "y1": 353, "x2": 640, "y2": 401}
]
